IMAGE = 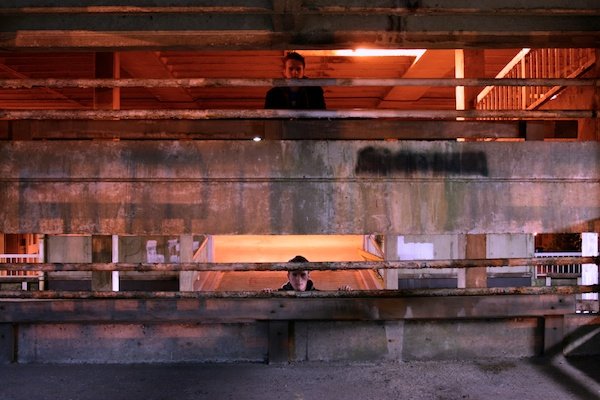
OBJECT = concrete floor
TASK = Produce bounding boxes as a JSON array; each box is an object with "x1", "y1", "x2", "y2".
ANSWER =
[{"x1": 1, "y1": 356, "x2": 599, "y2": 400}]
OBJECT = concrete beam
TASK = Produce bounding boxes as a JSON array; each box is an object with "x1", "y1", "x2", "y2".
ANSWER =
[
  {"x1": 0, "y1": 295, "x2": 575, "y2": 323},
  {"x1": 0, "y1": 1, "x2": 599, "y2": 50},
  {"x1": 0, "y1": 141, "x2": 598, "y2": 235}
]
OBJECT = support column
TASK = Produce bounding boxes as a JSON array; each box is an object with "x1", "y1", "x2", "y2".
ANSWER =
[
  {"x1": 581, "y1": 232, "x2": 599, "y2": 306},
  {"x1": 455, "y1": 49, "x2": 485, "y2": 116},
  {"x1": 268, "y1": 321, "x2": 290, "y2": 364},
  {"x1": 0, "y1": 324, "x2": 14, "y2": 364},
  {"x1": 383, "y1": 235, "x2": 399, "y2": 290},
  {"x1": 543, "y1": 315, "x2": 565, "y2": 356}
]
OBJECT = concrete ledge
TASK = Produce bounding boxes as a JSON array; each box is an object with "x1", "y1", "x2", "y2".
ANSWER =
[
  {"x1": 7, "y1": 318, "x2": 553, "y2": 363},
  {"x1": 17, "y1": 323, "x2": 268, "y2": 364}
]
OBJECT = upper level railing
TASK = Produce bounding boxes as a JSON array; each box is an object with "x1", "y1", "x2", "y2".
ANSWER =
[
  {"x1": 534, "y1": 251, "x2": 583, "y2": 278},
  {"x1": 477, "y1": 48, "x2": 596, "y2": 112}
]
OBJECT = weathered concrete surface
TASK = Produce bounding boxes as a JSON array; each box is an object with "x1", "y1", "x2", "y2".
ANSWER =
[
  {"x1": 1, "y1": 141, "x2": 599, "y2": 235},
  {"x1": 1, "y1": 1, "x2": 600, "y2": 49},
  {"x1": 7, "y1": 311, "x2": 598, "y2": 364},
  {"x1": 0, "y1": 356, "x2": 599, "y2": 400},
  {"x1": 403, "y1": 318, "x2": 541, "y2": 360},
  {"x1": 17, "y1": 323, "x2": 268, "y2": 364}
]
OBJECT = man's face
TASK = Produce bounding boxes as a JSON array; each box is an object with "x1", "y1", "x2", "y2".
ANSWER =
[
  {"x1": 284, "y1": 59, "x2": 305, "y2": 79},
  {"x1": 288, "y1": 270, "x2": 310, "y2": 291}
]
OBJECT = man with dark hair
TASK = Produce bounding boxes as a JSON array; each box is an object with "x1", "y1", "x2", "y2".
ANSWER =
[
  {"x1": 272, "y1": 255, "x2": 351, "y2": 292},
  {"x1": 280, "y1": 255, "x2": 317, "y2": 291},
  {"x1": 264, "y1": 52, "x2": 326, "y2": 109}
]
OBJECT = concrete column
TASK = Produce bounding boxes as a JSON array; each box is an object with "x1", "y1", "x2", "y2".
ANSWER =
[
  {"x1": 383, "y1": 235, "x2": 399, "y2": 289},
  {"x1": 581, "y1": 232, "x2": 599, "y2": 302},
  {"x1": 179, "y1": 234, "x2": 195, "y2": 291},
  {"x1": 0, "y1": 324, "x2": 14, "y2": 364}
]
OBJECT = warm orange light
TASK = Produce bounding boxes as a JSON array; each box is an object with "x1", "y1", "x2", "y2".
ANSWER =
[
  {"x1": 300, "y1": 49, "x2": 426, "y2": 60},
  {"x1": 333, "y1": 49, "x2": 426, "y2": 58}
]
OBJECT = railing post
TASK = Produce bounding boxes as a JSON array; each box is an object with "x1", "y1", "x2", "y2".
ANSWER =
[
  {"x1": 179, "y1": 234, "x2": 195, "y2": 291},
  {"x1": 581, "y1": 232, "x2": 599, "y2": 311}
]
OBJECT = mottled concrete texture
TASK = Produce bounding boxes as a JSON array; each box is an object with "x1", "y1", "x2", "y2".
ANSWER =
[
  {"x1": 1, "y1": 141, "x2": 599, "y2": 235},
  {"x1": 11, "y1": 316, "x2": 598, "y2": 364},
  {"x1": 17, "y1": 323, "x2": 268, "y2": 364}
]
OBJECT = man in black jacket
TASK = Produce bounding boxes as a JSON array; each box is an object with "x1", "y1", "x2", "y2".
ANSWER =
[
  {"x1": 264, "y1": 52, "x2": 326, "y2": 110},
  {"x1": 280, "y1": 255, "x2": 317, "y2": 291}
]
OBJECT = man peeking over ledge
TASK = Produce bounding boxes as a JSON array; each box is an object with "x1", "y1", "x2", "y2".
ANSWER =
[
  {"x1": 264, "y1": 51, "x2": 326, "y2": 110},
  {"x1": 264, "y1": 255, "x2": 351, "y2": 292}
]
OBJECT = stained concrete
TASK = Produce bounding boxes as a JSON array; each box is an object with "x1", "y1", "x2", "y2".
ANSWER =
[
  {"x1": 1, "y1": 141, "x2": 599, "y2": 235},
  {"x1": 0, "y1": 356, "x2": 599, "y2": 400}
]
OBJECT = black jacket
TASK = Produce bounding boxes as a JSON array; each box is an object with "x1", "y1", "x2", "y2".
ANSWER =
[
  {"x1": 279, "y1": 280, "x2": 317, "y2": 291},
  {"x1": 264, "y1": 85, "x2": 326, "y2": 110}
]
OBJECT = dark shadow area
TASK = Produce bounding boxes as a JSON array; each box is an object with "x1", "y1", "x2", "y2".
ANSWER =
[
  {"x1": 355, "y1": 147, "x2": 489, "y2": 176},
  {"x1": 530, "y1": 315, "x2": 600, "y2": 400}
]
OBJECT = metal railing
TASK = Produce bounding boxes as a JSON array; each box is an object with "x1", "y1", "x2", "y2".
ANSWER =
[
  {"x1": 0, "y1": 253, "x2": 44, "y2": 290},
  {"x1": 534, "y1": 251, "x2": 583, "y2": 278},
  {"x1": 477, "y1": 48, "x2": 596, "y2": 112}
]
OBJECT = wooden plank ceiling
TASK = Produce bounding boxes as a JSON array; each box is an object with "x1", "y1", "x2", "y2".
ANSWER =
[{"x1": 0, "y1": 49, "x2": 520, "y2": 110}]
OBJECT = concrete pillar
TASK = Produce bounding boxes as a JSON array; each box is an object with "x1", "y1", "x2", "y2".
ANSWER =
[
  {"x1": 581, "y1": 232, "x2": 599, "y2": 302},
  {"x1": 383, "y1": 235, "x2": 399, "y2": 289},
  {"x1": 0, "y1": 324, "x2": 14, "y2": 364}
]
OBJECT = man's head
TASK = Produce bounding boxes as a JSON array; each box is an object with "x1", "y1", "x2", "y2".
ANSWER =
[
  {"x1": 287, "y1": 255, "x2": 310, "y2": 291},
  {"x1": 283, "y1": 52, "x2": 305, "y2": 79}
]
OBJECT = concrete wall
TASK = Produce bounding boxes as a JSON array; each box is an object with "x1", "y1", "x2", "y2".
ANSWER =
[
  {"x1": 16, "y1": 323, "x2": 268, "y2": 364},
  {"x1": 1, "y1": 141, "x2": 599, "y2": 235},
  {"x1": 9, "y1": 316, "x2": 596, "y2": 364}
]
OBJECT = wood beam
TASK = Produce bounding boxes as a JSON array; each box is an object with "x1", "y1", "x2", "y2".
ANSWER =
[
  {"x1": 1, "y1": 119, "x2": 525, "y2": 140},
  {"x1": 0, "y1": 109, "x2": 593, "y2": 120},
  {"x1": 2, "y1": 257, "x2": 597, "y2": 273},
  {"x1": 0, "y1": 295, "x2": 576, "y2": 323}
]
